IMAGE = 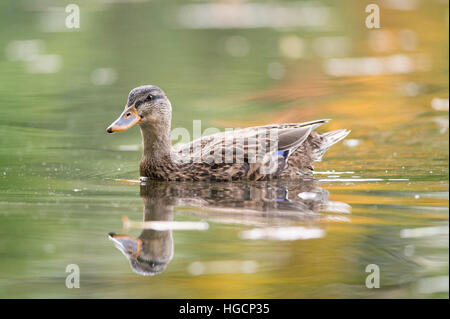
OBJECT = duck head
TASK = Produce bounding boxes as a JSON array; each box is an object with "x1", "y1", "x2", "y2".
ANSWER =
[{"x1": 106, "y1": 85, "x2": 172, "y2": 133}]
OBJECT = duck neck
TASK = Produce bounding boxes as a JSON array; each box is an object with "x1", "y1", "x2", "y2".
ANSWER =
[{"x1": 140, "y1": 122, "x2": 173, "y2": 165}]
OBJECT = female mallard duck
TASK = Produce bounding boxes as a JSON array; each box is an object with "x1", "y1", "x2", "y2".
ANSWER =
[{"x1": 106, "y1": 85, "x2": 350, "y2": 182}]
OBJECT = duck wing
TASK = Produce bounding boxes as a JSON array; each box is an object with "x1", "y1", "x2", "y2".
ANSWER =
[{"x1": 175, "y1": 119, "x2": 329, "y2": 165}]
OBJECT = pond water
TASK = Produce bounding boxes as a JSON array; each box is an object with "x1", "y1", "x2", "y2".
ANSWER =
[{"x1": 0, "y1": 0, "x2": 448, "y2": 298}]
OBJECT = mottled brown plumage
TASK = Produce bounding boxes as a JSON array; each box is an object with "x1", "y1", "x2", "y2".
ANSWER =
[{"x1": 107, "y1": 85, "x2": 350, "y2": 182}]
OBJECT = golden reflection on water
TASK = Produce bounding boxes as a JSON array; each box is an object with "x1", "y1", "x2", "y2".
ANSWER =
[{"x1": 109, "y1": 180, "x2": 349, "y2": 277}]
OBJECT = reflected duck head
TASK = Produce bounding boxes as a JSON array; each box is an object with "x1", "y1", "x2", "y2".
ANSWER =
[
  {"x1": 106, "y1": 85, "x2": 172, "y2": 134},
  {"x1": 109, "y1": 231, "x2": 173, "y2": 276}
]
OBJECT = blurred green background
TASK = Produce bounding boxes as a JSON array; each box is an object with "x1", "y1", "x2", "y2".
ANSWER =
[{"x1": 0, "y1": 0, "x2": 448, "y2": 298}]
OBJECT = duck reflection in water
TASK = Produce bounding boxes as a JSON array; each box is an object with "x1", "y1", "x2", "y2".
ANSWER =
[
  {"x1": 109, "y1": 183, "x2": 175, "y2": 276},
  {"x1": 109, "y1": 180, "x2": 350, "y2": 276}
]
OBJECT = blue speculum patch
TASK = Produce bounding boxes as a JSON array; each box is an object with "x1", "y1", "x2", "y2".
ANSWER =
[{"x1": 276, "y1": 149, "x2": 290, "y2": 162}]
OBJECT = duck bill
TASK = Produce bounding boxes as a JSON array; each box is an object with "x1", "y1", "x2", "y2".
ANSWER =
[
  {"x1": 108, "y1": 233, "x2": 142, "y2": 258},
  {"x1": 106, "y1": 105, "x2": 141, "y2": 133}
]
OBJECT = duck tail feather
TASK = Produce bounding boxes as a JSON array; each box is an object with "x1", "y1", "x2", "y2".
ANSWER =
[{"x1": 313, "y1": 129, "x2": 351, "y2": 161}]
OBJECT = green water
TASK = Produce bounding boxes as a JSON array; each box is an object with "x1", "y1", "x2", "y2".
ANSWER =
[{"x1": 0, "y1": 0, "x2": 448, "y2": 298}]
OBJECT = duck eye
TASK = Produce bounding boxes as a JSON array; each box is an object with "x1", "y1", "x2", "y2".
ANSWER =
[{"x1": 146, "y1": 94, "x2": 154, "y2": 101}]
